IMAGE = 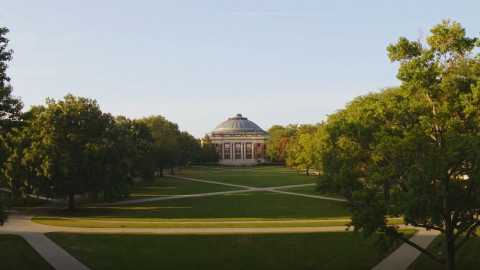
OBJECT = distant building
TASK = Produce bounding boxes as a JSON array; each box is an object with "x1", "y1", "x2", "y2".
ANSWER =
[{"x1": 209, "y1": 114, "x2": 268, "y2": 165}]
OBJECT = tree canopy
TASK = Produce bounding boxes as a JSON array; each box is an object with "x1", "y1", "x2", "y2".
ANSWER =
[
  {"x1": 0, "y1": 27, "x2": 22, "y2": 134},
  {"x1": 0, "y1": 25, "x2": 23, "y2": 225},
  {"x1": 318, "y1": 20, "x2": 480, "y2": 270},
  {"x1": 3, "y1": 95, "x2": 133, "y2": 210}
]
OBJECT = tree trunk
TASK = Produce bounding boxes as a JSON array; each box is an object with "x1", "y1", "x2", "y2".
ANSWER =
[
  {"x1": 68, "y1": 192, "x2": 75, "y2": 211},
  {"x1": 170, "y1": 166, "x2": 174, "y2": 175},
  {"x1": 306, "y1": 168, "x2": 309, "y2": 175},
  {"x1": 159, "y1": 166, "x2": 164, "y2": 177},
  {"x1": 445, "y1": 236, "x2": 455, "y2": 270}
]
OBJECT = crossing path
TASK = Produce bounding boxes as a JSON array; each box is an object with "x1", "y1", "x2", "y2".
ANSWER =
[{"x1": 1, "y1": 175, "x2": 436, "y2": 270}]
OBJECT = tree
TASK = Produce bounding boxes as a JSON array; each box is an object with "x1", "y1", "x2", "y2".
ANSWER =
[
  {"x1": 197, "y1": 135, "x2": 219, "y2": 164},
  {"x1": 116, "y1": 117, "x2": 156, "y2": 182},
  {"x1": 139, "y1": 116, "x2": 181, "y2": 176},
  {"x1": 178, "y1": 131, "x2": 200, "y2": 169},
  {"x1": 295, "y1": 127, "x2": 325, "y2": 175},
  {"x1": 284, "y1": 124, "x2": 320, "y2": 174},
  {"x1": 0, "y1": 26, "x2": 22, "y2": 134},
  {"x1": 318, "y1": 20, "x2": 480, "y2": 270},
  {"x1": 3, "y1": 95, "x2": 133, "y2": 211},
  {"x1": 265, "y1": 125, "x2": 297, "y2": 162},
  {"x1": 0, "y1": 25, "x2": 23, "y2": 225}
]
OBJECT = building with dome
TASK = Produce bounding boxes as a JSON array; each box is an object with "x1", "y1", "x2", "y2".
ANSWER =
[{"x1": 209, "y1": 114, "x2": 268, "y2": 165}]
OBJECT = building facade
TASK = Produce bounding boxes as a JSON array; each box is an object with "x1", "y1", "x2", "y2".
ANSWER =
[{"x1": 209, "y1": 114, "x2": 268, "y2": 165}]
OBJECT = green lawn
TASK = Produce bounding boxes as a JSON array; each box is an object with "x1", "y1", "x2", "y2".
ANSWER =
[
  {"x1": 409, "y1": 235, "x2": 480, "y2": 270},
  {"x1": 176, "y1": 166, "x2": 316, "y2": 187},
  {"x1": 129, "y1": 176, "x2": 242, "y2": 199},
  {"x1": 32, "y1": 217, "x2": 351, "y2": 228},
  {"x1": 278, "y1": 185, "x2": 346, "y2": 199},
  {"x1": 0, "y1": 234, "x2": 53, "y2": 270},
  {"x1": 41, "y1": 191, "x2": 350, "y2": 222},
  {"x1": 74, "y1": 176, "x2": 243, "y2": 205},
  {"x1": 0, "y1": 190, "x2": 48, "y2": 210},
  {"x1": 35, "y1": 166, "x2": 350, "y2": 228},
  {"x1": 47, "y1": 231, "x2": 416, "y2": 270}
]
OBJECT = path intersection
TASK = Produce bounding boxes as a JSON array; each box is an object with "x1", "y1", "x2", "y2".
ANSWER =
[{"x1": 0, "y1": 174, "x2": 438, "y2": 270}]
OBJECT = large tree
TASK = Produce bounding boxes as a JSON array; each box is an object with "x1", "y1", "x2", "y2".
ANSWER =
[
  {"x1": 265, "y1": 124, "x2": 297, "y2": 162},
  {"x1": 284, "y1": 124, "x2": 320, "y2": 173},
  {"x1": 115, "y1": 117, "x2": 156, "y2": 182},
  {"x1": 0, "y1": 25, "x2": 23, "y2": 225},
  {"x1": 318, "y1": 20, "x2": 480, "y2": 270},
  {"x1": 196, "y1": 135, "x2": 219, "y2": 164},
  {"x1": 3, "y1": 95, "x2": 133, "y2": 210},
  {"x1": 0, "y1": 26, "x2": 22, "y2": 134},
  {"x1": 138, "y1": 115, "x2": 181, "y2": 176}
]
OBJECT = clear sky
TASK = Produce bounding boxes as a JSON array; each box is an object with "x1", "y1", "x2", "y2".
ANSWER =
[{"x1": 1, "y1": 0, "x2": 479, "y2": 137}]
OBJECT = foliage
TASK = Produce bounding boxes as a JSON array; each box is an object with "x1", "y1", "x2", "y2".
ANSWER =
[
  {"x1": 138, "y1": 115, "x2": 181, "y2": 176},
  {"x1": 0, "y1": 25, "x2": 23, "y2": 225},
  {"x1": 0, "y1": 27, "x2": 23, "y2": 135},
  {"x1": 2, "y1": 95, "x2": 134, "y2": 210},
  {"x1": 284, "y1": 124, "x2": 323, "y2": 174},
  {"x1": 318, "y1": 20, "x2": 480, "y2": 269},
  {"x1": 115, "y1": 117, "x2": 156, "y2": 181},
  {"x1": 138, "y1": 116, "x2": 209, "y2": 174},
  {"x1": 265, "y1": 125, "x2": 297, "y2": 162},
  {"x1": 196, "y1": 134, "x2": 219, "y2": 163}
]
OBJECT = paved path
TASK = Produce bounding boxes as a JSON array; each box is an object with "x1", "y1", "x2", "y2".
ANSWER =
[
  {"x1": 0, "y1": 187, "x2": 52, "y2": 201},
  {"x1": 168, "y1": 175, "x2": 347, "y2": 202},
  {"x1": 0, "y1": 175, "x2": 437, "y2": 270},
  {"x1": 0, "y1": 201, "x2": 89, "y2": 270},
  {"x1": 372, "y1": 228, "x2": 440, "y2": 270}
]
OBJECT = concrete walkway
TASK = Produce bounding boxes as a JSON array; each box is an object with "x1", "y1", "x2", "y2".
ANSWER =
[
  {"x1": 0, "y1": 175, "x2": 438, "y2": 270},
  {"x1": 372, "y1": 228, "x2": 440, "y2": 270},
  {"x1": 0, "y1": 201, "x2": 89, "y2": 270},
  {"x1": 0, "y1": 187, "x2": 52, "y2": 201},
  {"x1": 20, "y1": 232, "x2": 88, "y2": 270}
]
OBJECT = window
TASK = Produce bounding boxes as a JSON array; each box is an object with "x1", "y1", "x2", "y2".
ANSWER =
[
  {"x1": 235, "y1": 143, "x2": 242, "y2": 159},
  {"x1": 245, "y1": 143, "x2": 252, "y2": 159},
  {"x1": 257, "y1": 143, "x2": 261, "y2": 147},
  {"x1": 223, "y1": 143, "x2": 231, "y2": 159}
]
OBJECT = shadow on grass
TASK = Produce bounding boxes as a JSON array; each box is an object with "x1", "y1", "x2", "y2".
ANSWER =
[
  {"x1": 46, "y1": 231, "x2": 416, "y2": 270},
  {"x1": 48, "y1": 192, "x2": 351, "y2": 221}
]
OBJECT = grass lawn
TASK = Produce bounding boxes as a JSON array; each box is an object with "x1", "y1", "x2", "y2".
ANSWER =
[
  {"x1": 0, "y1": 190, "x2": 48, "y2": 210},
  {"x1": 176, "y1": 165, "x2": 316, "y2": 187},
  {"x1": 75, "y1": 176, "x2": 243, "y2": 205},
  {"x1": 40, "y1": 191, "x2": 351, "y2": 222},
  {"x1": 129, "y1": 176, "x2": 242, "y2": 199},
  {"x1": 47, "y1": 231, "x2": 416, "y2": 270},
  {"x1": 278, "y1": 185, "x2": 346, "y2": 199},
  {"x1": 408, "y1": 235, "x2": 480, "y2": 270},
  {"x1": 35, "y1": 166, "x2": 353, "y2": 228},
  {"x1": 0, "y1": 234, "x2": 53, "y2": 270},
  {"x1": 32, "y1": 217, "x2": 352, "y2": 228}
]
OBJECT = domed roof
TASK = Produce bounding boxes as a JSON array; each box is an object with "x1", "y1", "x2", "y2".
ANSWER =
[{"x1": 212, "y1": 114, "x2": 266, "y2": 135}]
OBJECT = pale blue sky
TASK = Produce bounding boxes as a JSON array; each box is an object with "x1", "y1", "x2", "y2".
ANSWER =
[{"x1": 1, "y1": 0, "x2": 479, "y2": 137}]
